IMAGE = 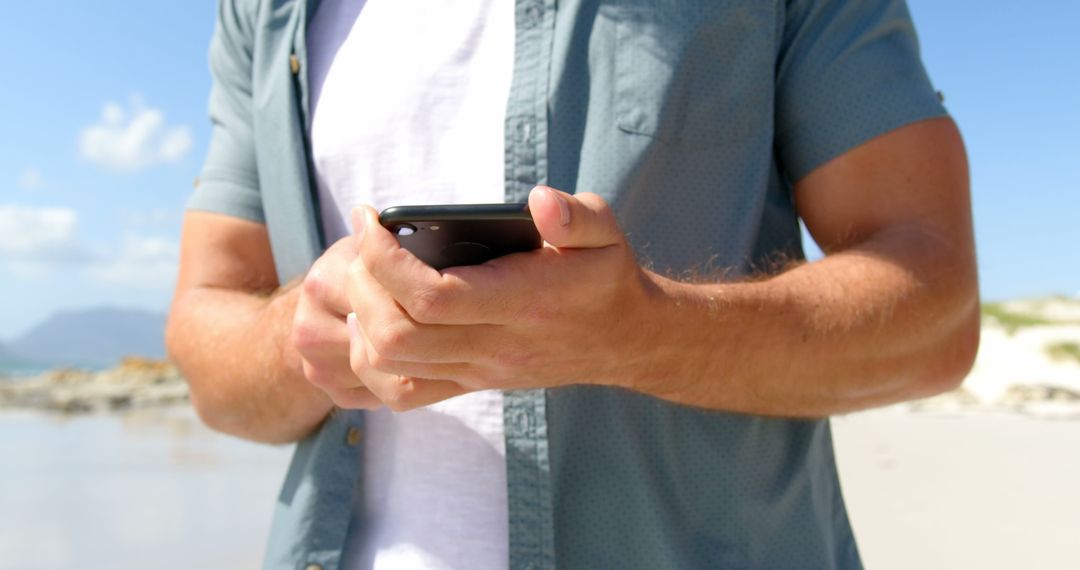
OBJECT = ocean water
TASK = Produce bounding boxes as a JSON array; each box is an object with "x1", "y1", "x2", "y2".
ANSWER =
[
  {"x1": 0, "y1": 408, "x2": 293, "y2": 570},
  {"x1": 0, "y1": 362, "x2": 50, "y2": 379},
  {"x1": 0, "y1": 359, "x2": 112, "y2": 379}
]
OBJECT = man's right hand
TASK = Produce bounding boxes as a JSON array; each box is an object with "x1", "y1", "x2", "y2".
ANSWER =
[
  {"x1": 168, "y1": 212, "x2": 369, "y2": 443},
  {"x1": 292, "y1": 235, "x2": 382, "y2": 410}
]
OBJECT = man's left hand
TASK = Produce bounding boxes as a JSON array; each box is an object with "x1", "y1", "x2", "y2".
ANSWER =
[{"x1": 345, "y1": 186, "x2": 659, "y2": 411}]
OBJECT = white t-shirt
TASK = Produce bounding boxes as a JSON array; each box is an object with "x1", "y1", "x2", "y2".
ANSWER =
[{"x1": 306, "y1": 0, "x2": 514, "y2": 568}]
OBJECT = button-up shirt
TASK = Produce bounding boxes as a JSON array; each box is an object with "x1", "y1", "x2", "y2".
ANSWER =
[{"x1": 189, "y1": 0, "x2": 945, "y2": 568}]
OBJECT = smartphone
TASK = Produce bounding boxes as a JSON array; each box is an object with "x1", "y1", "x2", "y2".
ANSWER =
[{"x1": 378, "y1": 203, "x2": 542, "y2": 269}]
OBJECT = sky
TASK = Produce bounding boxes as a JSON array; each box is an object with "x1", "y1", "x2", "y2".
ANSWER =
[{"x1": 1, "y1": 0, "x2": 1078, "y2": 340}]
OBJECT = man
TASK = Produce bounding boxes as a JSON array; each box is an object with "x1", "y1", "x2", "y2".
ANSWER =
[{"x1": 166, "y1": 0, "x2": 979, "y2": 568}]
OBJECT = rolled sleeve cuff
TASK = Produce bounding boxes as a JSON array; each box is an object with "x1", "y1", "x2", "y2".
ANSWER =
[
  {"x1": 777, "y1": 86, "x2": 947, "y2": 182},
  {"x1": 187, "y1": 171, "x2": 265, "y2": 224}
]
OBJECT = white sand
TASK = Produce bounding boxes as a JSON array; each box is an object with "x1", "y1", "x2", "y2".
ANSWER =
[
  {"x1": 834, "y1": 306, "x2": 1080, "y2": 569},
  {"x1": 833, "y1": 410, "x2": 1080, "y2": 570},
  {"x1": 899, "y1": 304, "x2": 1080, "y2": 419},
  {"x1": 997, "y1": 297, "x2": 1080, "y2": 322},
  {"x1": 0, "y1": 410, "x2": 291, "y2": 570},
  {"x1": 963, "y1": 325, "x2": 1080, "y2": 405},
  {"x1": 3, "y1": 300, "x2": 1079, "y2": 568}
]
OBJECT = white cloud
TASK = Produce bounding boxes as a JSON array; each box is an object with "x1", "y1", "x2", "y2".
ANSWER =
[
  {"x1": 18, "y1": 168, "x2": 43, "y2": 190},
  {"x1": 0, "y1": 205, "x2": 88, "y2": 263},
  {"x1": 87, "y1": 234, "x2": 179, "y2": 289},
  {"x1": 78, "y1": 97, "x2": 193, "y2": 172},
  {"x1": 0, "y1": 204, "x2": 177, "y2": 289}
]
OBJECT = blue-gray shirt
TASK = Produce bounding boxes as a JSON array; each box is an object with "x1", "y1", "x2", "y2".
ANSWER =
[{"x1": 189, "y1": 0, "x2": 945, "y2": 568}]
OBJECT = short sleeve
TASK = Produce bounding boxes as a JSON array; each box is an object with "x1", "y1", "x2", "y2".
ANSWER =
[
  {"x1": 187, "y1": 0, "x2": 265, "y2": 223},
  {"x1": 775, "y1": 0, "x2": 946, "y2": 181}
]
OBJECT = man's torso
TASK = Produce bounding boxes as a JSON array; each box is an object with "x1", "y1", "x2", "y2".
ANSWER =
[
  {"x1": 306, "y1": 0, "x2": 514, "y2": 567},
  {"x1": 193, "y1": 0, "x2": 945, "y2": 567}
]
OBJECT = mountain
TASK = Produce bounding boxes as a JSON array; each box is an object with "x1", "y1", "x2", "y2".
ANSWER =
[
  {"x1": 0, "y1": 342, "x2": 19, "y2": 370},
  {"x1": 0, "y1": 341, "x2": 35, "y2": 377},
  {"x1": 8, "y1": 307, "x2": 167, "y2": 370}
]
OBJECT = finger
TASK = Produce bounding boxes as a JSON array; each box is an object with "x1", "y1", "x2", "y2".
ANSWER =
[
  {"x1": 352, "y1": 204, "x2": 444, "y2": 297},
  {"x1": 528, "y1": 186, "x2": 624, "y2": 249},
  {"x1": 291, "y1": 301, "x2": 350, "y2": 360},
  {"x1": 370, "y1": 375, "x2": 469, "y2": 412},
  {"x1": 303, "y1": 267, "x2": 352, "y2": 316},
  {"x1": 301, "y1": 356, "x2": 380, "y2": 409},
  {"x1": 323, "y1": 385, "x2": 383, "y2": 410},
  {"x1": 353, "y1": 314, "x2": 505, "y2": 391},
  {"x1": 349, "y1": 255, "x2": 501, "y2": 363},
  {"x1": 353, "y1": 205, "x2": 506, "y2": 325},
  {"x1": 362, "y1": 335, "x2": 482, "y2": 385},
  {"x1": 348, "y1": 314, "x2": 469, "y2": 410},
  {"x1": 303, "y1": 239, "x2": 359, "y2": 316}
]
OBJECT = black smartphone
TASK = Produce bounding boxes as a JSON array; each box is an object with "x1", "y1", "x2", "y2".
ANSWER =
[{"x1": 378, "y1": 203, "x2": 542, "y2": 270}]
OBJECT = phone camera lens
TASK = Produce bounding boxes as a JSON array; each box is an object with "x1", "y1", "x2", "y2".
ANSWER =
[{"x1": 393, "y1": 223, "x2": 417, "y2": 237}]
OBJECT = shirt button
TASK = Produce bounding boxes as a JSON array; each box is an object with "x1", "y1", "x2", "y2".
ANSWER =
[
  {"x1": 517, "y1": 121, "x2": 535, "y2": 144},
  {"x1": 346, "y1": 426, "x2": 363, "y2": 446},
  {"x1": 510, "y1": 408, "x2": 531, "y2": 436},
  {"x1": 304, "y1": 565, "x2": 322, "y2": 570},
  {"x1": 525, "y1": 3, "x2": 543, "y2": 27}
]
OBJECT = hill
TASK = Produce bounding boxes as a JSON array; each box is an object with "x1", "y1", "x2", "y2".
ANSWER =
[
  {"x1": 8, "y1": 307, "x2": 167, "y2": 370},
  {"x1": 906, "y1": 295, "x2": 1080, "y2": 417}
]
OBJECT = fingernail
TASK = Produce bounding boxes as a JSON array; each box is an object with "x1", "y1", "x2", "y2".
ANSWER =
[
  {"x1": 346, "y1": 312, "x2": 360, "y2": 341},
  {"x1": 547, "y1": 188, "x2": 570, "y2": 226},
  {"x1": 351, "y1": 208, "x2": 366, "y2": 241}
]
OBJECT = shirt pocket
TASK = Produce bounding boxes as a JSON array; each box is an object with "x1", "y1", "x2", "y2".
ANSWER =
[{"x1": 614, "y1": 0, "x2": 777, "y2": 147}]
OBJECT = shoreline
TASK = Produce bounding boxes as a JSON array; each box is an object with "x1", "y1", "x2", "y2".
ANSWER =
[{"x1": 0, "y1": 357, "x2": 188, "y2": 414}]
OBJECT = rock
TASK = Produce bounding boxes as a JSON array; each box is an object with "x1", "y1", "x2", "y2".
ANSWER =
[
  {"x1": 97, "y1": 356, "x2": 180, "y2": 385},
  {"x1": 45, "y1": 368, "x2": 94, "y2": 384},
  {"x1": 905, "y1": 386, "x2": 982, "y2": 413},
  {"x1": 0, "y1": 357, "x2": 188, "y2": 414},
  {"x1": 999, "y1": 384, "x2": 1080, "y2": 405},
  {"x1": 989, "y1": 384, "x2": 1080, "y2": 420}
]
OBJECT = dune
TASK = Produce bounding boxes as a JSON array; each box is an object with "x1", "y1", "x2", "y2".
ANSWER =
[{"x1": 898, "y1": 296, "x2": 1080, "y2": 417}]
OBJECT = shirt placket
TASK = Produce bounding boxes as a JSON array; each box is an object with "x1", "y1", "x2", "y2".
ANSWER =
[
  {"x1": 503, "y1": 0, "x2": 557, "y2": 568},
  {"x1": 285, "y1": 2, "x2": 367, "y2": 570}
]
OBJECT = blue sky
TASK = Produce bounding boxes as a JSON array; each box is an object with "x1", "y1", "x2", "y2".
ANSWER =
[{"x1": 1, "y1": 0, "x2": 1077, "y2": 340}]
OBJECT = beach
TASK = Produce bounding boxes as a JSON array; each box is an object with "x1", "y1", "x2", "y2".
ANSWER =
[
  {"x1": 3, "y1": 408, "x2": 1078, "y2": 569},
  {"x1": 0, "y1": 409, "x2": 290, "y2": 570},
  {"x1": 834, "y1": 410, "x2": 1080, "y2": 570},
  {"x1": 833, "y1": 300, "x2": 1080, "y2": 569},
  {"x1": 2, "y1": 299, "x2": 1079, "y2": 568}
]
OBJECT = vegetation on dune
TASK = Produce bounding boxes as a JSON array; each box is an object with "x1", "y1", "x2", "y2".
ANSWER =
[
  {"x1": 981, "y1": 303, "x2": 1058, "y2": 335},
  {"x1": 1046, "y1": 342, "x2": 1080, "y2": 365}
]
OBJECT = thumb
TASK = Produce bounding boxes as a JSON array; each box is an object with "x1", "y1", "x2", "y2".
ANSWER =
[
  {"x1": 528, "y1": 186, "x2": 624, "y2": 249},
  {"x1": 350, "y1": 205, "x2": 376, "y2": 243}
]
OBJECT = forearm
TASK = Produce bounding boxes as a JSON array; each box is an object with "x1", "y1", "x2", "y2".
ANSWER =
[
  {"x1": 166, "y1": 283, "x2": 333, "y2": 443},
  {"x1": 632, "y1": 225, "x2": 980, "y2": 417}
]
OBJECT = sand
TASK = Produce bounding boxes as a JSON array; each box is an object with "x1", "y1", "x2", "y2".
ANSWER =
[
  {"x1": 964, "y1": 325, "x2": 1080, "y2": 407},
  {"x1": 830, "y1": 301, "x2": 1080, "y2": 569},
  {"x1": 833, "y1": 410, "x2": 1080, "y2": 570},
  {"x1": 5, "y1": 409, "x2": 1076, "y2": 570},
  {"x1": 0, "y1": 409, "x2": 290, "y2": 570},
  {"x1": 2, "y1": 299, "x2": 1078, "y2": 568}
]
